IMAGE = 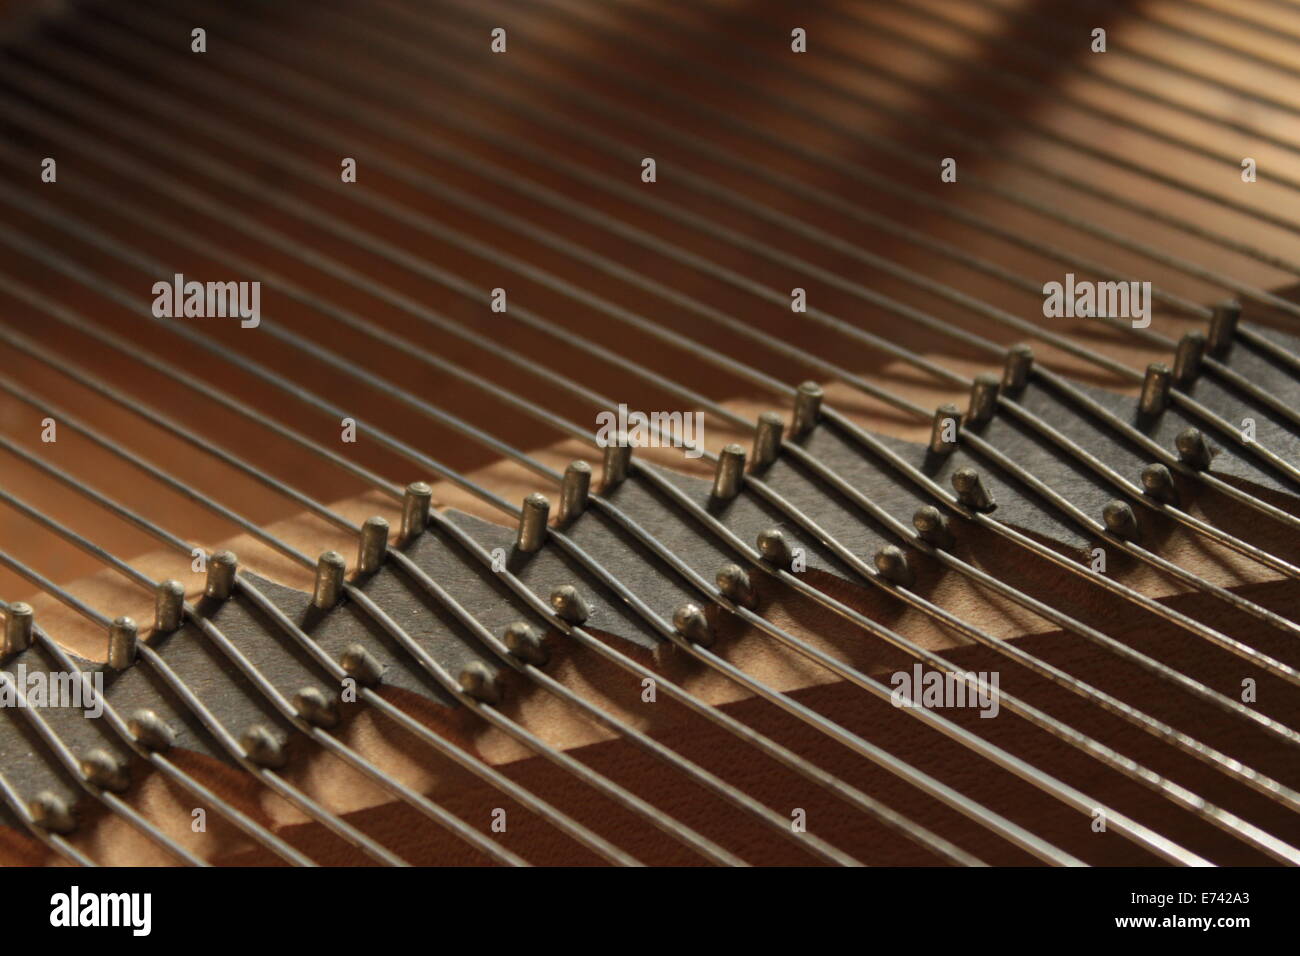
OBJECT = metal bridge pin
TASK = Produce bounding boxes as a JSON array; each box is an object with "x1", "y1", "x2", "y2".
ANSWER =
[
  {"x1": 752, "y1": 412, "x2": 784, "y2": 470},
  {"x1": 29, "y1": 791, "x2": 75, "y2": 834},
  {"x1": 913, "y1": 505, "x2": 954, "y2": 549},
  {"x1": 874, "y1": 545, "x2": 915, "y2": 587},
  {"x1": 128, "y1": 709, "x2": 175, "y2": 753},
  {"x1": 715, "y1": 563, "x2": 757, "y2": 608},
  {"x1": 241, "y1": 725, "x2": 287, "y2": 769},
  {"x1": 294, "y1": 687, "x2": 339, "y2": 729},
  {"x1": 791, "y1": 381, "x2": 824, "y2": 437},
  {"x1": 672, "y1": 603, "x2": 714, "y2": 647},
  {"x1": 400, "y1": 481, "x2": 433, "y2": 542},
  {"x1": 602, "y1": 437, "x2": 632, "y2": 491},
  {"x1": 80, "y1": 749, "x2": 129, "y2": 792},
  {"x1": 929, "y1": 404, "x2": 961, "y2": 454},
  {"x1": 951, "y1": 467, "x2": 996, "y2": 512},
  {"x1": 516, "y1": 492, "x2": 550, "y2": 553},
  {"x1": 504, "y1": 621, "x2": 548, "y2": 666},
  {"x1": 711, "y1": 443, "x2": 746, "y2": 500},
  {"x1": 204, "y1": 549, "x2": 238, "y2": 600},
  {"x1": 356, "y1": 516, "x2": 389, "y2": 575},
  {"x1": 311, "y1": 551, "x2": 346, "y2": 610},
  {"x1": 4, "y1": 601, "x2": 33, "y2": 657},
  {"x1": 1138, "y1": 363, "x2": 1171, "y2": 417},
  {"x1": 107, "y1": 616, "x2": 137, "y2": 671},
  {"x1": 339, "y1": 644, "x2": 383, "y2": 687},
  {"x1": 1102, "y1": 500, "x2": 1139, "y2": 540},
  {"x1": 550, "y1": 585, "x2": 591, "y2": 625},
  {"x1": 1175, "y1": 427, "x2": 1214, "y2": 471},
  {"x1": 154, "y1": 580, "x2": 185, "y2": 633},
  {"x1": 966, "y1": 373, "x2": 1000, "y2": 426},
  {"x1": 459, "y1": 661, "x2": 503, "y2": 704},
  {"x1": 1001, "y1": 344, "x2": 1033, "y2": 393},
  {"x1": 1207, "y1": 299, "x2": 1241, "y2": 356},
  {"x1": 557, "y1": 460, "x2": 592, "y2": 525},
  {"x1": 756, "y1": 527, "x2": 793, "y2": 567},
  {"x1": 1140, "y1": 463, "x2": 1179, "y2": 505},
  {"x1": 1173, "y1": 331, "x2": 1206, "y2": 386}
]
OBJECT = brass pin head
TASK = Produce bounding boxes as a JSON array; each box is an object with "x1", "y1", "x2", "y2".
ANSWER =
[
  {"x1": 672, "y1": 603, "x2": 714, "y2": 646},
  {"x1": 952, "y1": 467, "x2": 996, "y2": 511},
  {"x1": 913, "y1": 505, "x2": 954, "y2": 549},
  {"x1": 756, "y1": 527, "x2": 793, "y2": 567},
  {"x1": 1175, "y1": 427, "x2": 1214, "y2": 471},
  {"x1": 1102, "y1": 500, "x2": 1139, "y2": 540},
  {"x1": 1140, "y1": 463, "x2": 1179, "y2": 505},
  {"x1": 715, "y1": 563, "x2": 757, "y2": 609},
  {"x1": 504, "y1": 621, "x2": 548, "y2": 666},
  {"x1": 874, "y1": 546, "x2": 915, "y2": 587},
  {"x1": 340, "y1": 644, "x2": 383, "y2": 687},
  {"x1": 550, "y1": 585, "x2": 591, "y2": 625}
]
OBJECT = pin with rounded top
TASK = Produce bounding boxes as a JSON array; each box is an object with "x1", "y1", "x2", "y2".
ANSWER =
[
  {"x1": 1207, "y1": 299, "x2": 1241, "y2": 356},
  {"x1": 294, "y1": 686, "x2": 339, "y2": 729},
  {"x1": 791, "y1": 381, "x2": 824, "y2": 437},
  {"x1": 107, "y1": 616, "x2": 137, "y2": 671},
  {"x1": 715, "y1": 563, "x2": 757, "y2": 608},
  {"x1": 356, "y1": 516, "x2": 389, "y2": 575},
  {"x1": 1175, "y1": 427, "x2": 1214, "y2": 471},
  {"x1": 1102, "y1": 500, "x2": 1139, "y2": 540},
  {"x1": 874, "y1": 545, "x2": 915, "y2": 587},
  {"x1": 205, "y1": 549, "x2": 237, "y2": 600},
  {"x1": 756, "y1": 527, "x2": 793, "y2": 567},
  {"x1": 459, "y1": 661, "x2": 503, "y2": 704},
  {"x1": 1002, "y1": 344, "x2": 1033, "y2": 393},
  {"x1": 154, "y1": 580, "x2": 185, "y2": 634},
  {"x1": 929, "y1": 404, "x2": 961, "y2": 455},
  {"x1": 311, "y1": 551, "x2": 347, "y2": 610},
  {"x1": 557, "y1": 460, "x2": 592, "y2": 526},
  {"x1": 80, "y1": 749, "x2": 129, "y2": 792},
  {"x1": 4, "y1": 601, "x2": 33, "y2": 657},
  {"x1": 340, "y1": 643, "x2": 383, "y2": 687},
  {"x1": 1173, "y1": 331, "x2": 1206, "y2": 386},
  {"x1": 913, "y1": 505, "x2": 954, "y2": 549},
  {"x1": 672, "y1": 603, "x2": 714, "y2": 646},
  {"x1": 752, "y1": 412, "x2": 784, "y2": 470},
  {"x1": 952, "y1": 467, "x2": 996, "y2": 511},
  {"x1": 602, "y1": 438, "x2": 632, "y2": 491},
  {"x1": 1138, "y1": 363, "x2": 1171, "y2": 417},
  {"x1": 129, "y1": 709, "x2": 175, "y2": 752},
  {"x1": 503, "y1": 621, "x2": 548, "y2": 666},
  {"x1": 550, "y1": 585, "x2": 591, "y2": 625},
  {"x1": 1140, "y1": 463, "x2": 1179, "y2": 505},
  {"x1": 241, "y1": 725, "x2": 287, "y2": 769},
  {"x1": 966, "y1": 373, "x2": 1000, "y2": 426},
  {"x1": 400, "y1": 481, "x2": 433, "y2": 542},
  {"x1": 515, "y1": 492, "x2": 550, "y2": 553},
  {"x1": 29, "y1": 791, "x2": 75, "y2": 834},
  {"x1": 711, "y1": 444, "x2": 746, "y2": 500}
]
